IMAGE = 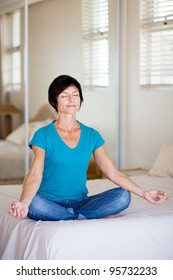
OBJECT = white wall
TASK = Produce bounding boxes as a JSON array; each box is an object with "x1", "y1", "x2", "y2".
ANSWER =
[
  {"x1": 28, "y1": 0, "x2": 117, "y2": 161},
  {"x1": 28, "y1": 0, "x2": 173, "y2": 169},
  {"x1": 123, "y1": 0, "x2": 173, "y2": 169},
  {"x1": 28, "y1": 0, "x2": 82, "y2": 114}
]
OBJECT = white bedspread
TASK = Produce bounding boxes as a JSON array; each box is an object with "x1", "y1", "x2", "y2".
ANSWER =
[{"x1": 0, "y1": 175, "x2": 173, "y2": 260}]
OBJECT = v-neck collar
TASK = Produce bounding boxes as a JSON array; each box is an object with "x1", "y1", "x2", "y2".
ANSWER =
[{"x1": 51, "y1": 120, "x2": 82, "y2": 150}]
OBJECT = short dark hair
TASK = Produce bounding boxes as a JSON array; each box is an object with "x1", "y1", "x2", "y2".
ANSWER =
[{"x1": 48, "y1": 75, "x2": 84, "y2": 112}]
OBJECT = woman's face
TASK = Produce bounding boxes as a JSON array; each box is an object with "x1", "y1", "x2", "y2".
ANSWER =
[{"x1": 57, "y1": 85, "x2": 81, "y2": 114}]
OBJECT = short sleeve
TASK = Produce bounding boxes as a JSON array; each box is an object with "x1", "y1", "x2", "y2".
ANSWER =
[
  {"x1": 29, "y1": 128, "x2": 47, "y2": 150},
  {"x1": 93, "y1": 129, "x2": 105, "y2": 151}
]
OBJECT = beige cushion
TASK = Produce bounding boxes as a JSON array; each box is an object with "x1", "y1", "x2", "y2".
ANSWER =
[
  {"x1": 6, "y1": 119, "x2": 52, "y2": 146},
  {"x1": 6, "y1": 123, "x2": 25, "y2": 145},
  {"x1": 149, "y1": 142, "x2": 173, "y2": 178}
]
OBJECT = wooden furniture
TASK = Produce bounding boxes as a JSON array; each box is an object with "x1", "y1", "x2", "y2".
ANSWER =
[
  {"x1": 87, "y1": 157, "x2": 102, "y2": 179},
  {"x1": 0, "y1": 103, "x2": 21, "y2": 138}
]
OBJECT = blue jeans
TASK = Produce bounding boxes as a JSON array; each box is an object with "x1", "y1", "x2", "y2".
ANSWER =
[{"x1": 28, "y1": 188, "x2": 131, "y2": 221}]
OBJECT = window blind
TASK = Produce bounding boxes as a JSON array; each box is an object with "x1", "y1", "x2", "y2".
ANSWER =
[
  {"x1": 1, "y1": 9, "x2": 21, "y2": 92},
  {"x1": 140, "y1": 0, "x2": 173, "y2": 87},
  {"x1": 82, "y1": 0, "x2": 109, "y2": 89}
]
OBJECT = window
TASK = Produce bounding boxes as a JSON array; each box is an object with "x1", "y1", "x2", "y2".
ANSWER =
[
  {"x1": 1, "y1": 9, "x2": 22, "y2": 92},
  {"x1": 82, "y1": 0, "x2": 109, "y2": 89},
  {"x1": 140, "y1": 0, "x2": 173, "y2": 88}
]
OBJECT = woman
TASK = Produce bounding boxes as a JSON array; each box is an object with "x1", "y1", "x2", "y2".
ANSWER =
[{"x1": 9, "y1": 75, "x2": 168, "y2": 221}]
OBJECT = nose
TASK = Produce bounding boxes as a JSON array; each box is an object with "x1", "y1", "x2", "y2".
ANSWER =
[{"x1": 68, "y1": 94, "x2": 74, "y2": 102}]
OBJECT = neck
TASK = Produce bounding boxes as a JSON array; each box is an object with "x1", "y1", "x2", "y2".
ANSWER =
[{"x1": 55, "y1": 114, "x2": 79, "y2": 132}]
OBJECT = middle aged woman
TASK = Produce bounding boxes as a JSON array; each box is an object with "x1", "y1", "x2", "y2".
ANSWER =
[{"x1": 8, "y1": 75, "x2": 168, "y2": 221}]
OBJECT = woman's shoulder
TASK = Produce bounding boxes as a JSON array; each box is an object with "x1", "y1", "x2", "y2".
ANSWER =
[
  {"x1": 79, "y1": 121, "x2": 93, "y2": 129},
  {"x1": 79, "y1": 122, "x2": 101, "y2": 135},
  {"x1": 33, "y1": 120, "x2": 55, "y2": 136},
  {"x1": 79, "y1": 122, "x2": 105, "y2": 146},
  {"x1": 79, "y1": 122, "x2": 94, "y2": 131},
  {"x1": 40, "y1": 119, "x2": 55, "y2": 130},
  {"x1": 29, "y1": 120, "x2": 55, "y2": 148}
]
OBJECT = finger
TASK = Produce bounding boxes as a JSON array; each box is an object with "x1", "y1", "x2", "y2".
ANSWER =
[
  {"x1": 157, "y1": 191, "x2": 168, "y2": 200},
  {"x1": 11, "y1": 202, "x2": 18, "y2": 209},
  {"x1": 13, "y1": 205, "x2": 20, "y2": 217},
  {"x1": 156, "y1": 200, "x2": 165, "y2": 205},
  {"x1": 155, "y1": 196, "x2": 167, "y2": 204},
  {"x1": 8, "y1": 209, "x2": 13, "y2": 216},
  {"x1": 20, "y1": 209, "x2": 26, "y2": 218},
  {"x1": 157, "y1": 197, "x2": 169, "y2": 205},
  {"x1": 163, "y1": 195, "x2": 169, "y2": 201},
  {"x1": 21, "y1": 210, "x2": 27, "y2": 218},
  {"x1": 10, "y1": 203, "x2": 16, "y2": 214},
  {"x1": 16, "y1": 207, "x2": 20, "y2": 217},
  {"x1": 147, "y1": 197, "x2": 158, "y2": 204},
  {"x1": 158, "y1": 191, "x2": 167, "y2": 196},
  {"x1": 11, "y1": 201, "x2": 15, "y2": 207},
  {"x1": 21, "y1": 210, "x2": 24, "y2": 217},
  {"x1": 16, "y1": 207, "x2": 23, "y2": 218},
  {"x1": 12, "y1": 207, "x2": 17, "y2": 217},
  {"x1": 158, "y1": 194, "x2": 169, "y2": 201}
]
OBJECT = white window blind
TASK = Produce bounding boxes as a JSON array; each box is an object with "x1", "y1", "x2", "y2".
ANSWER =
[
  {"x1": 1, "y1": 9, "x2": 21, "y2": 92},
  {"x1": 82, "y1": 0, "x2": 109, "y2": 89},
  {"x1": 140, "y1": 0, "x2": 173, "y2": 87}
]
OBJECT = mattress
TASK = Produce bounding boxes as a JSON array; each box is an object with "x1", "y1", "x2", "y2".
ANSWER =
[{"x1": 0, "y1": 175, "x2": 173, "y2": 260}]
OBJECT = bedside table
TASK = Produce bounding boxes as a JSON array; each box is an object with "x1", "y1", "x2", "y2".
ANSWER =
[
  {"x1": 0, "y1": 103, "x2": 21, "y2": 138},
  {"x1": 87, "y1": 157, "x2": 102, "y2": 179}
]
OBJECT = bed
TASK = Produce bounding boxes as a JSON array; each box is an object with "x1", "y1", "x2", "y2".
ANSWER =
[
  {"x1": 0, "y1": 132, "x2": 173, "y2": 260},
  {"x1": 0, "y1": 104, "x2": 56, "y2": 182},
  {"x1": 0, "y1": 171, "x2": 173, "y2": 260}
]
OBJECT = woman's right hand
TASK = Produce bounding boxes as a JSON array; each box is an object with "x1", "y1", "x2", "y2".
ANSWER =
[
  {"x1": 8, "y1": 146, "x2": 45, "y2": 219},
  {"x1": 8, "y1": 201, "x2": 28, "y2": 218}
]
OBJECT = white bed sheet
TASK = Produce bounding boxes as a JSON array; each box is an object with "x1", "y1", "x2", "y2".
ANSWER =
[{"x1": 0, "y1": 175, "x2": 173, "y2": 260}]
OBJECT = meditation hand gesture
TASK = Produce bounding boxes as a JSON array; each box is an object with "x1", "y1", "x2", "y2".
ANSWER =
[
  {"x1": 9, "y1": 201, "x2": 28, "y2": 218},
  {"x1": 143, "y1": 190, "x2": 168, "y2": 205}
]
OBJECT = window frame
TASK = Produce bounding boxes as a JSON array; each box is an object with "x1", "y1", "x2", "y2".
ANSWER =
[
  {"x1": 0, "y1": 9, "x2": 22, "y2": 94},
  {"x1": 82, "y1": 0, "x2": 109, "y2": 91},
  {"x1": 139, "y1": 0, "x2": 173, "y2": 90}
]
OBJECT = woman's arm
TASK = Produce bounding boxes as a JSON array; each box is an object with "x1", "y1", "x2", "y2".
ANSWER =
[
  {"x1": 93, "y1": 146, "x2": 168, "y2": 204},
  {"x1": 8, "y1": 146, "x2": 45, "y2": 218}
]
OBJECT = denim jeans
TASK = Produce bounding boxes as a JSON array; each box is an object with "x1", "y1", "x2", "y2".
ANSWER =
[{"x1": 28, "y1": 188, "x2": 131, "y2": 221}]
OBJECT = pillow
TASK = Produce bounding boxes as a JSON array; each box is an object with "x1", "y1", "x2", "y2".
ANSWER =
[
  {"x1": 28, "y1": 119, "x2": 52, "y2": 142},
  {"x1": 6, "y1": 118, "x2": 52, "y2": 145},
  {"x1": 5, "y1": 123, "x2": 25, "y2": 145},
  {"x1": 148, "y1": 142, "x2": 173, "y2": 178}
]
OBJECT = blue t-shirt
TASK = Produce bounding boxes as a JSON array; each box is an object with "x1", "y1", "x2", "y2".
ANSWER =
[{"x1": 29, "y1": 121, "x2": 105, "y2": 201}]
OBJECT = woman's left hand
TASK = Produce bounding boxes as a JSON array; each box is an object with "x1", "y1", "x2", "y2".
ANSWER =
[{"x1": 143, "y1": 190, "x2": 169, "y2": 204}]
